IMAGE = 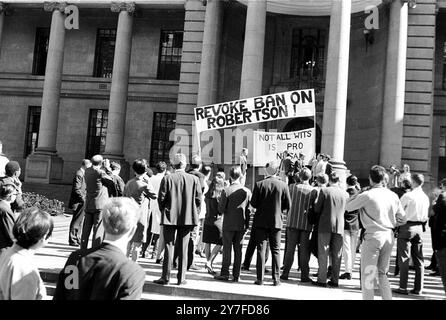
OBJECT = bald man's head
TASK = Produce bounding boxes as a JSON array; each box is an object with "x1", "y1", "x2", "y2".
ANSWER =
[{"x1": 91, "y1": 155, "x2": 103, "y2": 166}]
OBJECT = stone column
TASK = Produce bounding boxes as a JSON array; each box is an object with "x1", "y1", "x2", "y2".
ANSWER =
[
  {"x1": 320, "y1": 0, "x2": 351, "y2": 182},
  {"x1": 103, "y1": 2, "x2": 135, "y2": 180},
  {"x1": 239, "y1": 0, "x2": 266, "y2": 99},
  {"x1": 239, "y1": 0, "x2": 266, "y2": 188},
  {"x1": 197, "y1": 0, "x2": 223, "y2": 164},
  {"x1": 25, "y1": 2, "x2": 66, "y2": 184},
  {"x1": 379, "y1": 0, "x2": 408, "y2": 168}
]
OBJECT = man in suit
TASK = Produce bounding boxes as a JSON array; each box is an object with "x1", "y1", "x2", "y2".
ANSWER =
[
  {"x1": 312, "y1": 172, "x2": 349, "y2": 288},
  {"x1": 251, "y1": 160, "x2": 291, "y2": 286},
  {"x1": 214, "y1": 166, "x2": 251, "y2": 282},
  {"x1": 182, "y1": 154, "x2": 205, "y2": 270},
  {"x1": 80, "y1": 155, "x2": 113, "y2": 250},
  {"x1": 0, "y1": 184, "x2": 18, "y2": 254},
  {"x1": 281, "y1": 168, "x2": 318, "y2": 283},
  {"x1": 153, "y1": 153, "x2": 202, "y2": 286},
  {"x1": 432, "y1": 178, "x2": 446, "y2": 293},
  {"x1": 68, "y1": 159, "x2": 91, "y2": 246},
  {"x1": 53, "y1": 197, "x2": 146, "y2": 300}
]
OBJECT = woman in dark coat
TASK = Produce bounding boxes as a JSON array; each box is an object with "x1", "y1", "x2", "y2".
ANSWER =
[{"x1": 203, "y1": 176, "x2": 225, "y2": 275}]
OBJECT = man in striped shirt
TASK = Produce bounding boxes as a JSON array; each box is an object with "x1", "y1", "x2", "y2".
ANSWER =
[{"x1": 280, "y1": 168, "x2": 317, "y2": 282}]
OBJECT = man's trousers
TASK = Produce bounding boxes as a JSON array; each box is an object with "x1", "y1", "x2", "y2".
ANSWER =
[
  {"x1": 255, "y1": 227, "x2": 281, "y2": 282},
  {"x1": 343, "y1": 229, "x2": 359, "y2": 274},
  {"x1": 436, "y1": 248, "x2": 446, "y2": 294},
  {"x1": 220, "y1": 230, "x2": 244, "y2": 279},
  {"x1": 317, "y1": 232, "x2": 343, "y2": 284},
  {"x1": 361, "y1": 230, "x2": 394, "y2": 300},
  {"x1": 282, "y1": 228, "x2": 311, "y2": 280},
  {"x1": 162, "y1": 225, "x2": 194, "y2": 283},
  {"x1": 68, "y1": 202, "x2": 85, "y2": 246},
  {"x1": 80, "y1": 210, "x2": 104, "y2": 250},
  {"x1": 397, "y1": 223, "x2": 424, "y2": 292}
]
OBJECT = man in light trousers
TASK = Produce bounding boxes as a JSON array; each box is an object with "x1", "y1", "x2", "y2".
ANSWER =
[{"x1": 346, "y1": 165, "x2": 406, "y2": 300}]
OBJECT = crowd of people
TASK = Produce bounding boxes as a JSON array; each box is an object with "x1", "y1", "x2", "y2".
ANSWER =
[{"x1": 0, "y1": 136, "x2": 446, "y2": 300}]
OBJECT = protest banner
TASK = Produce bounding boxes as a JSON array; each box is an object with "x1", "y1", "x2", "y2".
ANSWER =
[
  {"x1": 252, "y1": 128, "x2": 315, "y2": 167},
  {"x1": 194, "y1": 89, "x2": 315, "y2": 133}
]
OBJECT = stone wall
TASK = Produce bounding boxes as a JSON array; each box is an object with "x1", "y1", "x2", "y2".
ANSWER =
[
  {"x1": 403, "y1": 0, "x2": 436, "y2": 182},
  {"x1": 0, "y1": 8, "x2": 183, "y2": 183},
  {"x1": 344, "y1": 6, "x2": 389, "y2": 178}
]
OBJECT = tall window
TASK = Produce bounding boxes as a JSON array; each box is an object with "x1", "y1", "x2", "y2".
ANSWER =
[
  {"x1": 86, "y1": 109, "x2": 108, "y2": 159},
  {"x1": 24, "y1": 106, "x2": 41, "y2": 157},
  {"x1": 93, "y1": 29, "x2": 117, "y2": 78},
  {"x1": 440, "y1": 126, "x2": 446, "y2": 158},
  {"x1": 32, "y1": 28, "x2": 50, "y2": 75},
  {"x1": 439, "y1": 126, "x2": 446, "y2": 181},
  {"x1": 157, "y1": 30, "x2": 183, "y2": 80},
  {"x1": 443, "y1": 40, "x2": 446, "y2": 90},
  {"x1": 150, "y1": 112, "x2": 176, "y2": 167},
  {"x1": 290, "y1": 28, "x2": 326, "y2": 88}
]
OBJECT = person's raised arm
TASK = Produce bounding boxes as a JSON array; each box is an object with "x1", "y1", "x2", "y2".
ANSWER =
[{"x1": 345, "y1": 192, "x2": 367, "y2": 212}]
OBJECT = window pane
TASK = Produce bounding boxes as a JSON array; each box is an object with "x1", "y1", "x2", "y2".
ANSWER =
[
  {"x1": 290, "y1": 28, "x2": 326, "y2": 88},
  {"x1": 150, "y1": 112, "x2": 176, "y2": 167},
  {"x1": 24, "y1": 106, "x2": 41, "y2": 157},
  {"x1": 158, "y1": 30, "x2": 183, "y2": 80},
  {"x1": 32, "y1": 28, "x2": 50, "y2": 76},
  {"x1": 86, "y1": 109, "x2": 109, "y2": 159},
  {"x1": 94, "y1": 29, "x2": 117, "y2": 78}
]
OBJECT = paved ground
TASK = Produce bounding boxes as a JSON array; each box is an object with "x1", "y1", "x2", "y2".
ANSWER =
[{"x1": 36, "y1": 214, "x2": 446, "y2": 300}]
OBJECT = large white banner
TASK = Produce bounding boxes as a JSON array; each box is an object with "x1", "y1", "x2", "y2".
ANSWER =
[
  {"x1": 253, "y1": 128, "x2": 316, "y2": 167},
  {"x1": 194, "y1": 89, "x2": 315, "y2": 133}
]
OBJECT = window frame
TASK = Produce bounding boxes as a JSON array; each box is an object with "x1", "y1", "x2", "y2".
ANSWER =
[
  {"x1": 93, "y1": 28, "x2": 117, "y2": 78},
  {"x1": 289, "y1": 28, "x2": 327, "y2": 86},
  {"x1": 150, "y1": 112, "x2": 176, "y2": 167},
  {"x1": 85, "y1": 109, "x2": 108, "y2": 159},
  {"x1": 157, "y1": 30, "x2": 183, "y2": 80},
  {"x1": 32, "y1": 28, "x2": 50, "y2": 76},
  {"x1": 24, "y1": 106, "x2": 41, "y2": 158}
]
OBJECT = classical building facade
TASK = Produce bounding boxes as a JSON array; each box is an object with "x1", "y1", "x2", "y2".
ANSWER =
[{"x1": 0, "y1": 0, "x2": 443, "y2": 185}]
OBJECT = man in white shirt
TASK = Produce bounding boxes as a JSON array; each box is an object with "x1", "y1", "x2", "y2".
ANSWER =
[
  {"x1": 346, "y1": 165, "x2": 406, "y2": 300},
  {"x1": 393, "y1": 173, "x2": 430, "y2": 296}
]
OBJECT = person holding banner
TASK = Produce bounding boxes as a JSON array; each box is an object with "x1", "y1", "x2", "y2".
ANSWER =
[{"x1": 251, "y1": 160, "x2": 291, "y2": 286}]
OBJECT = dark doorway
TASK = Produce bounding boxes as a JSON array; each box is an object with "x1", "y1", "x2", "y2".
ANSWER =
[{"x1": 283, "y1": 117, "x2": 321, "y2": 154}]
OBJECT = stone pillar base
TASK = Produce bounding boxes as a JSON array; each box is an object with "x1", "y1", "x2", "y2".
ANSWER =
[
  {"x1": 102, "y1": 154, "x2": 130, "y2": 183},
  {"x1": 330, "y1": 160, "x2": 350, "y2": 188},
  {"x1": 25, "y1": 152, "x2": 64, "y2": 184}
]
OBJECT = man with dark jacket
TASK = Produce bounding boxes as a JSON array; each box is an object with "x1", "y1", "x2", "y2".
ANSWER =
[
  {"x1": 68, "y1": 159, "x2": 91, "y2": 246},
  {"x1": 0, "y1": 184, "x2": 18, "y2": 254},
  {"x1": 80, "y1": 155, "x2": 113, "y2": 250},
  {"x1": 313, "y1": 172, "x2": 349, "y2": 288},
  {"x1": 153, "y1": 153, "x2": 202, "y2": 286},
  {"x1": 251, "y1": 160, "x2": 291, "y2": 286},
  {"x1": 0, "y1": 161, "x2": 24, "y2": 214},
  {"x1": 432, "y1": 179, "x2": 446, "y2": 294},
  {"x1": 53, "y1": 197, "x2": 146, "y2": 300},
  {"x1": 215, "y1": 166, "x2": 251, "y2": 282},
  {"x1": 181, "y1": 154, "x2": 206, "y2": 270}
]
